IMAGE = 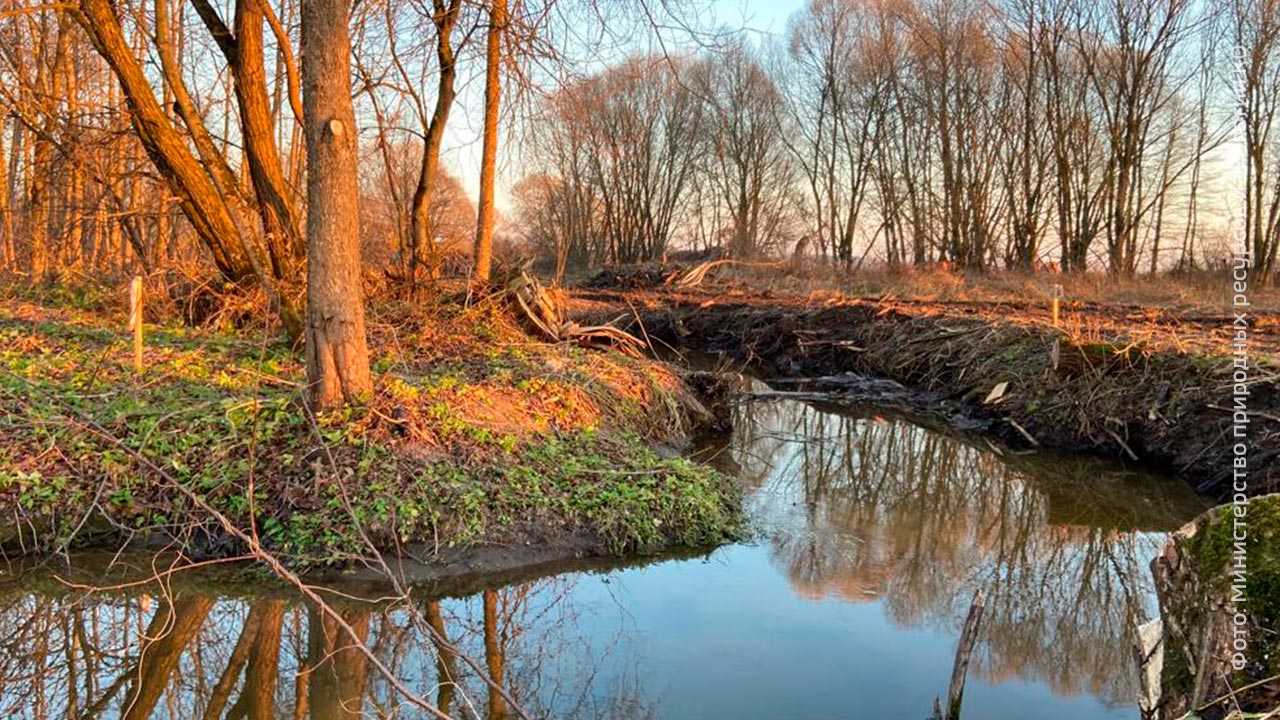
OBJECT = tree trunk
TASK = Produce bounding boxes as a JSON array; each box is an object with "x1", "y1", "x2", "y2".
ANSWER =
[
  {"x1": 409, "y1": 0, "x2": 460, "y2": 287},
  {"x1": 301, "y1": 0, "x2": 373, "y2": 408},
  {"x1": 0, "y1": 116, "x2": 12, "y2": 271},
  {"x1": 230, "y1": 0, "x2": 304, "y2": 271},
  {"x1": 472, "y1": 0, "x2": 506, "y2": 284}
]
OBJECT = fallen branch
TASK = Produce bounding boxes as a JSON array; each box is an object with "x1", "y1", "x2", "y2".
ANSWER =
[
  {"x1": 1104, "y1": 425, "x2": 1140, "y2": 461},
  {"x1": 1005, "y1": 418, "x2": 1039, "y2": 447},
  {"x1": 506, "y1": 269, "x2": 647, "y2": 357},
  {"x1": 667, "y1": 259, "x2": 786, "y2": 288},
  {"x1": 945, "y1": 588, "x2": 986, "y2": 720}
]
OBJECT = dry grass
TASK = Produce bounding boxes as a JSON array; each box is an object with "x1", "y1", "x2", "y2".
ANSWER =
[{"x1": 711, "y1": 263, "x2": 1280, "y2": 313}]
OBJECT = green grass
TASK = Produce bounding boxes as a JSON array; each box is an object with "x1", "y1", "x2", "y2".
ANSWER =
[{"x1": 0, "y1": 299, "x2": 742, "y2": 567}]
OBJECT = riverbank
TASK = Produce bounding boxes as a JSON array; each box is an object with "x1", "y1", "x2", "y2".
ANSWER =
[
  {"x1": 1153, "y1": 494, "x2": 1280, "y2": 718},
  {"x1": 0, "y1": 292, "x2": 741, "y2": 568},
  {"x1": 572, "y1": 283, "x2": 1280, "y2": 498}
]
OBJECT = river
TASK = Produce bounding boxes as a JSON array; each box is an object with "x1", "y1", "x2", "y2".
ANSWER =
[{"x1": 0, "y1": 393, "x2": 1209, "y2": 719}]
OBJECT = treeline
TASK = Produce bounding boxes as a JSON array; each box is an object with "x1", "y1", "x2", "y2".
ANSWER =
[
  {"x1": 1, "y1": 0, "x2": 1279, "y2": 294},
  {"x1": 517, "y1": 0, "x2": 1280, "y2": 280},
  {"x1": 0, "y1": 0, "x2": 497, "y2": 295}
]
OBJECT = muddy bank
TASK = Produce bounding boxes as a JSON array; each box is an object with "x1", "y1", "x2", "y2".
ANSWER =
[
  {"x1": 0, "y1": 536, "x2": 713, "y2": 602},
  {"x1": 576, "y1": 290, "x2": 1280, "y2": 498}
]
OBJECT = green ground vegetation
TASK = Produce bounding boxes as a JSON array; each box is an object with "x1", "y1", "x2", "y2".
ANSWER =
[{"x1": 0, "y1": 288, "x2": 742, "y2": 567}]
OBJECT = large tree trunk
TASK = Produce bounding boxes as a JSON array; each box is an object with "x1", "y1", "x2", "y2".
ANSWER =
[
  {"x1": 191, "y1": 0, "x2": 304, "y2": 273},
  {"x1": 472, "y1": 0, "x2": 507, "y2": 284},
  {"x1": 233, "y1": 0, "x2": 304, "y2": 273},
  {"x1": 301, "y1": 0, "x2": 373, "y2": 408}
]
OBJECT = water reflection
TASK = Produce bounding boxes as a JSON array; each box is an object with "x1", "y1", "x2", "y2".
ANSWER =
[
  {"x1": 0, "y1": 397, "x2": 1208, "y2": 719},
  {"x1": 0, "y1": 575, "x2": 648, "y2": 720},
  {"x1": 728, "y1": 399, "x2": 1206, "y2": 704}
]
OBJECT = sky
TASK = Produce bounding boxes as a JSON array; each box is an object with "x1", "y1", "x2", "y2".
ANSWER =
[
  {"x1": 436, "y1": 0, "x2": 811, "y2": 215},
  {"x1": 427, "y1": 0, "x2": 1245, "y2": 255}
]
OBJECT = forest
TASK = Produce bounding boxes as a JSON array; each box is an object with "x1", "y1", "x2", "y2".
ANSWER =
[{"x1": 5, "y1": 0, "x2": 1280, "y2": 293}]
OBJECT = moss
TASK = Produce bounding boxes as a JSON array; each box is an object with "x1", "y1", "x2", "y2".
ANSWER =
[{"x1": 1179, "y1": 496, "x2": 1280, "y2": 679}]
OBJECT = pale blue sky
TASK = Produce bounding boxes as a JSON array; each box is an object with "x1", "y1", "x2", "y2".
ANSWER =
[
  {"x1": 714, "y1": 0, "x2": 809, "y2": 36},
  {"x1": 438, "y1": 0, "x2": 811, "y2": 213}
]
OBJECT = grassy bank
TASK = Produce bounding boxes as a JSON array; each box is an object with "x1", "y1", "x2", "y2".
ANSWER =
[{"x1": 0, "y1": 289, "x2": 741, "y2": 567}]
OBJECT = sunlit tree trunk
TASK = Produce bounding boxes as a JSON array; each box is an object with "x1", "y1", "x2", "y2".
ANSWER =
[
  {"x1": 409, "y1": 0, "x2": 461, "y2": 287},
  {"x1": 301, "y1": 0, "x2": 373, "y2": 408},
  {"x1": 190, "y1": 0, "x2": 303, "y2": 273},
  {"x1": 473, "y1": 0, "x2": 507, "y2": 284},
  {"x1": 0, "y1": 117, "x2": 12, "y2": 271}
]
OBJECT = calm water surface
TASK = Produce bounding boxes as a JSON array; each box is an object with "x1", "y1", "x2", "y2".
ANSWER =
[{"x1": 0, "y1": 396, "x2": 1210, "y2": 719}]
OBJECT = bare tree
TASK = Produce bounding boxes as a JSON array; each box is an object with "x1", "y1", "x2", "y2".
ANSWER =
[
  {"x1": 473, "y1": 0, "x2": 508, "y2": 284},
  {"x1": 689, "y1": 39, "x2": 795, "y2": 259},
  {"x1": 525, "y1": 56, "x2": 704, "y2": 266},
  {"x1": 1228, "y1": 0, "x2": 1280, "y2": 281},
  {"x1": 356, "y1": 0, "x2": 473, "y2": 287},
  {"x1": 1077, "y1": 0, "x2": 1201, "y2": 276},
  {"x1": 781, "y1": 0, "x2": 885, "y2": 267},
  {"x1": 997, "y1": 0, "x2": 1052, "y2": 269}
]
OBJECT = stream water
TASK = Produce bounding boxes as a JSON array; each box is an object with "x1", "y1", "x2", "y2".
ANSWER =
[{"x1": 0, "y1": 395, "x2": 1210, "y2": 719}]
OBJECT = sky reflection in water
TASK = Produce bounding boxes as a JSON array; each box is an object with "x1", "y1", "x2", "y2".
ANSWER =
[{"x1": 0, "y1": 397, "x2": 1209, "y2": 719}]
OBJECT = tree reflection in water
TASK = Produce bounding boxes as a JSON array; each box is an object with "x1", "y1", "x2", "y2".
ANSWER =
[
  {"x1": 0, "y1": 573, "x2": 653, "y2": 720},
  {"x1": 728, "y1": 398, "x2": 1207, "y2": 705},
  {"x1": 0, "y1": 397, "x2": 1207, "y2": 719}
]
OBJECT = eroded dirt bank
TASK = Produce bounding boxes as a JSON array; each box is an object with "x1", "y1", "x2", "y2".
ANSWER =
[{"x1": 572, "y1": 287, "x2": 1280, "y2": 499}]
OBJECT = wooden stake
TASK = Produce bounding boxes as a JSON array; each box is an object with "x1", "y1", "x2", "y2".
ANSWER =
[
  {"x1": 945, "y1": 588, "x2": 986, "y2": 720},
  {"x1": 1051, "y1": 284, "x2": 1063, "y2": 328},
  {"x1": 129, "y1": 276, "x2": 143, "y2": 373}
]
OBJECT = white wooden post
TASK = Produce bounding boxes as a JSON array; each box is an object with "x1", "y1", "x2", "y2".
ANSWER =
[
  {"x1": 129, "y1": 276, "x2": 143, "y2": 373},
  {"x1": 1051, "y1": 283, "x2": 1063, "y2": 329}
]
